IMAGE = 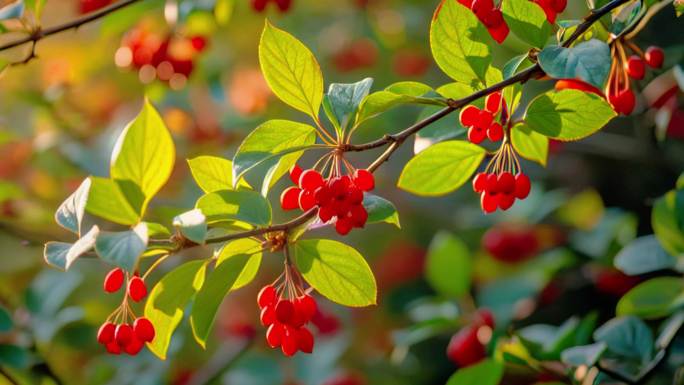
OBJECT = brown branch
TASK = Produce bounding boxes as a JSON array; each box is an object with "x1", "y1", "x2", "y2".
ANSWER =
[{"x1": 0, "y1": 0, "x2": 142, "y2": 52}]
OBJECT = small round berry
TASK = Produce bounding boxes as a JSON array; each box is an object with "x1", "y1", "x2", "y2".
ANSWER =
[
  {"x1": 485, "y1": 173, "x2": 499, "y2": 193},
  {"x1": 329, "y1": 176, "x2": 350, "y2": 197},
  {"x1": 497, "y1": 172, "x2": 515, "y2": 194},
  {"x1": 105, "y1": 341, "x2": 121, "y2": 355},
  {"x1": 280, "y1": 187, "x2": 302, "y2": 211},
  {"x1": 487, "y1": 122, "x2": 503, "y2": 142},
  {"x1": 298, "y1": 189, "x2": 317, "y2": 211},
  {"x1": 347, "y1": 187, "x2": 364, "y2": 205},
  {"x1": 124, "y1": 336, "x2": 144, "y2": 355},
  {"x1": 314, "y1": 186, "x2": 332, "y2": 206},
  {"x1": 472, "y1": 172, "x2": 487, "y2": 193},
  {"x1": 297, "y1": 295, "x2": 317, "y2": 321},
  {"x1": 289, "y1": 164, "x2": 303, "y2": 185},
  {"x1": 250, "y1": 0, "x2": 268, "y2": 12},
  {"x1": 297, "y1": 327, "x2": 314, "y2": 354},
  {"x1": 128, "y1": 276, "x2": 147, "y2": 302},
  {"x1": 190, "y1": 36, "x2": 207, "y2": 51},
  {"x1": 552, "y1": 0, "x2": 567, "y2": 12},
  {"x1": 97, "y1": 322, "x2": 116, "y2": 345},
  {"x1": 275, "y1": 299, "x2": 295, "y2": 324},
  {"x1": 257, "y1": 285, "x2": 277, "y2": 308},
  {"x1": 335, "y1": 218, "x2": 353, "y2": 236},
  {"x1": 260, "y1": 305, "x2": 276, "y2": 326},
  {"x1": 498, "y1": 193, "x2": 515, "y2": 211},
  {"x1": 514, "y1": 174, "x2": 531, "y2": 199},
  {"x1": 299, "y1": 170, "x2": 325, "y2": 191},
  {"x1": 488, "y1": 20, "x2": 509, "y2": 44},
  {"x1": 350, "y1": 205, "x2": 368, "y2": 228},
  {"x1": 480, "y1": 192, "x2": 498, "y2": 214},
  {"x1": 485, "y1": 91, "x2": 503, "y2": 114},
  {"x1": 104, "y1": 268, "x2": 125, "y2": 293},
  {"x1": 274, "y1": 0, "x2": 292, "y2": 12},
  {"x1": 318, "y1": 205, "x2": 335, "y2": 222},
  {"x1": 133, "y1": 317, "x2": 155, "y2": 342},
  {"x1": 468, "y1": 127, "x2": 487, "y2": 144},
  {"x1": 281, "y1": 326, "x2": 298, "y2": 357},
  {"x1": 266, "y1": 323, "x2": 284, "y2": 348},
  {"x1": 626, "y1": 55, "x2": 645, "y2": 80},
  {"x1": 446, "y1": 325, "x2": 486, "y2": 368},
  {"x1": 460, "y1": 106, "x2": 481, "y2": 127},
  {"x1": 475, "y1": 110, "x2": 494, "y2": 129},
  {"x1": 353, "y1": 169, "x2": 375, "y2": 191},
  {"x1": 115, "y1": 324, "x2": 134, "y2": 346},
  {"x1": 644, "y1": 46, "x2": 664, "y2": 69},
  {"x1": 334, "y1": 200, "x2": 351, "y2": 217}
]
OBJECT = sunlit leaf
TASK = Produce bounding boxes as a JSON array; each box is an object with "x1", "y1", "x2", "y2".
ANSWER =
[
  {"x1": 196, "y1": 190, "x2": 271, "y2": 226},
  {"x1": 95, "y1": 223, "x2": 148, "y2": 272}
]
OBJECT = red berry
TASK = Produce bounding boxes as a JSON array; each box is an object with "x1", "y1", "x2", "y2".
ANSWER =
[
  {"x1": 485, "y1": 173, "x2": 499, "y2": 193},
  {"x1": 251, "y1": 0, "x2": 268, "y2": 12},
  {"x1": 626, "y1": 55, "x2": 645, "y2": 80},
  {"x1": 281, "y1": 326, "x2": 298, "y2": 356},
  {"x1": 488, "y1": 21, "x2": 509, "y2": 44},
  {"x1": 350, "y1": 205, "x2": 368, "y2": 228},
  {"x1": 475, "y1": 110, "x2": 494, "y2": 130},
  {"x1": 347, "y1": 187, "x2": 364, "y2": 205},
  {"x1": 446, "y1": 326, "x2": 487, "y2": 368},
  {"x1": 471, "y1": 0, "x2": 494, "y2": 20},
  {"x1": 552, "y1": 0, "x2": 567, "y2": 12},
  {"x1": 124, "y1": 336, "x2": 144, "y2": 355},
  {"x1": 105, "y1": 341, "x2": 121, "y2": 354},
  {"x1": 133, "y1": 317, "x2": 155, "y2": 342},
  {"x1": 608, "y1": 88, "x2": 636, "y2": 115},
  {"x1": 514, "y1": 174, "x2": 531, "y2": 199},
  {"x1": 299, "y1": 189, "x2": 317, "y2": 211},
  {"x1": 335, "y1": 218, "x2": 353, "y2": 235},
  {"x1": 299, "y1": 170, "x2": 324, "y2": 191},
  {"x1": 289, "y1": 164, "x2": 303, "y2": 185},
  {"x1": 475, "y1": 309, "x2": 495, "y2": 328},
  {"x1": 97, "y1": 322, "x2": 116, "y2": 345},
  {"x1": 353, "y1": 169, "x2": 375, "y2": 191},
  {"x1": 257, "y1": 285, "x2": 277, "y2": 308},
  {"x1": 314, "y1": 186, "x2": 332, "y2": 206},
  {"x1": 266, "y1": 323, "x2": 284, "y2": 348},
  {"x1": 497, "y1": 172, "x2": 515, "y2": 194},
  {"x1": 274, "y1": 0, "x2": 292, "y2": 12},
  {"x1": 128, "y1": 276, "x2": 147, "y2": 302},
  {"x1": 485, "y1": 92, "x2": 503, "y2": 114},
  {"x1": 115, "y1": 324, "x2": 134, "y2": 346},
  {"x1": 472, "y1": 172, "x2": 487, "y2": 193},
  {"x1": 498, "y1": 193, "x2": 515, "y2": 211},
  {"x1": 487, "y1": 122, "x2": 503, "y2": 142},
  {"x1": 645, "y1": 46, "x2": 664, "y2": 69},
  {"x1": 297, "y1": 327, "x2": 314, "y2": 354},
  {"x1": 319, "y1": 205, "x2": 335, "y2": 222},
  {"x1": 297, "y1": 295, "x2": 317, "y2": 321},
  {"x1": 468, "y1": 126, "x2": 487, "y2": 144},
  {"x1": 104, "y1": 268, "x2": 124, "y2": 293},
  {"x1": 329, "y1": 176, "x2": 350, "y2": 197},
  {"x1": 334, "y1": 199, "x2": 351, "y2": 217},
  {"x1": 280, "y1": 187, "x2": 302, "y2": 211},
  {"x1": 460, "y1": 106, "x2": 481, "y2": 127},
  {"x1": 554, "y1": 79, "x2": 603, "y2": 97},
  {"x1": 481, "y1": 192, "x2": 498, "y2": 214},
  {"x1": 260, "y1": 305, "x2": 276, "y2": 326},
  {"x1": 275, "y1": 299, "x2": 295, "y2": 324},
  {"x1": 190, "y1": 36, "x2": 207, "y2": 52}
]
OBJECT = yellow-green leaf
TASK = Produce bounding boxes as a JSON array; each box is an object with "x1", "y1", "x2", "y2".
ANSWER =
[{"x1": 511, "y1": 123, "x2": 549, "y2": 166}]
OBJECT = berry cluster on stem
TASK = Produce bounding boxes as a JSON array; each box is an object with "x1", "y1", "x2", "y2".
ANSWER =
[
  {"x1": 473, "y1": 143, "x2": 530, "y2": 213},
  {"x1": 460, "y1": 91, "x2": 507, "y2": 144}
]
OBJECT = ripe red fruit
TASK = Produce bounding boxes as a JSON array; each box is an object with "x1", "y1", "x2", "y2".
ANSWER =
[
  {"x1": 487, "y1": 122, "x2": 503, "y2": 141},
  {"x1": 275, "y1": 299, "x2": 295, "y2": 324},
  {"x1": 645, "y1": 46, "x2": 664, "y2": 69},
  {"x1": 497, "y1": 172, "x2": 515, "y2": 194},
  {"x1": 299, "y1": 170, "x2": 324, "y2": 191},
  {"x1": 552, "y1": 0, "x2": 567, "y2": 13},
  {"x1": 460, "y1": 106, "x2": 481, "y2": 127},
  {"x1": 514, "y1": 174, "x2": 531, "y2": 199},
  {"x1": 258, "y1": 285, "x2": 277, "y2": 308},
  {"x1": 446, "y1": 326, "x2": 487, "y2": 367},
  {"x1": 608, "y1": 88, "x2": 636, "y2": 115},
  {"x1": 274, "y1": 0, "x2": 292, "y2": 12},
  {"x1": 104, "y1": 268, "x2": 125, "y2": 293},
  {"x1": 124, "y1": 336, "x2": 144, "y2": 355},
  {"x1": 289, "y1": 165, "x2": 303, "y2": 185},
  {"x1": 297, "y1": 295, "x2": 317, "y2": 321},
  {"x1": 266, "y1": 323, "x2": 284, "y2": 348},
  {"x1": 353, "y1": 169, "x2": 375, "y2": 191},
  {"x1": 554, "y1": 79, "x2": 603, "y2": 97},
  {"x1": 474, "y1": 309, "x2": 495, "y2": 328},
  {"x1": 260, "y1": 305, "x2": 276, "y2": 326},
  {"x1": 105, "y1": 341, "x2": 121, "y2": 354},
  {"x1": 280, "y1": 187, "x2": 301, "y2": 211},
  {"x1": 251, "y1": 0, "x2": 268, "y2": 12},
  {"x1": 298, "y1": 189, "x2": 317, "y2": 211},
  {"x1": 498, "y1": 193, "x2": 515, "y2": 210},
  {"x1": 97, "y1": 322, "x2": 116, "y2": 344},
  {"x1": 335, "y1": 218, "x2": 353, "y2": 235},
  {"x1": 468, "y1": 126, "x2": 487, "y2": 144},
  {"x1": 472, "y1": 173, "x2": 487, "y2": 193},
  {"x1": 133, "y1": 317, "x2": 155, "y2": 342},
  {"x1": 281, "y1": 327, "x2": 298, "y2": 356},
  {"x1": 297, "y1": 327, "x2": 314, "y2": 353},
  {"x1": 480, "y1": 192, "x2": 498, "y2": 214},
  {"x1": 128, "y1": 276, "x2": 147, "y2": 302},
  {"x1": 483, "y1": 227, "x2": 539, "y2": 263},
  {"x1": 626, "y1": 55, "x2": 645, "y2": 80},
  {"x1": 485, "y1": 92, "x2": 503, "y2": 113},
  {"x1": 350, "y1": 205, "x2": 368, "y2": 227},
  {"x1": 115, "y1": 324, "x2": 134, "y2": 346}
]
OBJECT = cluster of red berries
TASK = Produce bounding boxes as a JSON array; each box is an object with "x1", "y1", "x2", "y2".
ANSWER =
[
  {"x1": 251, "y1": 0, "x2": 292, "y2": 13},
  {"x1": 78, "y1": 0, "x2": 113, "y2": 14},
  {"x1": 530, "y1": 0, "x2": 567, "y2": 24},
  {"x1": 446, "y1": 309, "x2": 495, "y2": 368},
  {"x1": 115, "y1": 25, "x2": 208, "y2": 88},
  {"x1": 97, "y1": 268, "x2": 154, "y2": 355},
  {"x1": 457, "y1": 0, "x2": 509, "y2": 44},
  {"x1": 280, "y1": 165, "x2": 375, "y2": 235},
  {"x1": 472, "y1": 171, "x2": 531, "y2": 213},
  {"x1": 460, "y1": 91, "x2": 507, "y2": 144},
  {"x1": 607, "y1": 44, "x2": 665, "y2": 115},
  {"x1": 482, "y1": 226, "x2": 539, "y2": 263},
  {"x1": 258, "y1": 285, "x2": 317, "y2": 356}
]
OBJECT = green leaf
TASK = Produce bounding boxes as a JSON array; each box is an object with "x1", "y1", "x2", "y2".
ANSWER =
[
  {"x1": 55, "y1": 178, "x2": 90, "y2": 235},
  {"x1": 398, "y1": 140, "x2": 485, "y2": 196},
  {"x1": 44, "y1": 226, "x2": 100, "y2": 271},
  {"x1": 259, "y1": 21, "x2": 324, "y2": 119},
  {"x1": 110, "y1": 100, "x2": 175, "y2": 211},
  {"x1": 652, "y1": 191, "x2": 684, "y2": 257},
  {"x1": 355, "y1": 81, "x2": 438, "y2": 127},
  {"x1": 561, "y1": 342, "x2": 607, "y2": 367},
  {"x1": 363, "y1": 194, "x2": 400, "y2": 228},
  {"x1": 173, "y1": 209, "x2": 207, "y2": 244},
  {"x1": 294, "y1": 239, "x2": 377, "y2": 307},
  {"x1": 538, "y1": 39, "x2": 612, "y2": 89},
  {"x1": 191, "y1": 239, "x2": 262, "y2": 347},
  {"x1": 232, "y1": 119, "x2": 317, "y2": 185},
  {"x1": 0, "y1": 2, "x2": 24, "y2": 20},
  {"x1": 593, "y1": 316, "x2": 653, "y2": 363},
  {"x1": 445, "y1": 359, "x2": 503, "y2": 385},
  {"x1": 196, "y1": 190, "x2": 271, "y2": 226},
  {"x1": 24, "y1": 0, "x2": 45, "y2": 19},
  {"x1": 617, "y1": 277, "x2": 684, "y2": 319},
  {"x1": 146, "y1": 222, "x2": 171, "y2": 237},
  {"x1": 188, "y1": 156, "x2": 246, "y2": 193},
  {"x1": 614, "y1": 235, "x2": 676, "y2": 275},
  {"x1": 502, "y1": 0, "x2": 552, "y2": 48},
  {"x1": 503, "y1": 54, "x2": 531, "y2": 80},
  {"x1": 511, "y1": 123, "x2": 549, "y2": 166},
  {"x1": 0, "y1": 305, "x2": 11, "y2": 332},
  {"x1": 85, "y1": 176, "x2": 141, "y2": 225},
  {"x1": 525, "y1": 89, "x2": 616, "y2": 141},
  {"x1": 95, "y1": 223, "x2": 148, "y2": 272},
  {"x1": 145, "y1": 260, "x2": 207, "y2": 360},
  {"x1": 326, "y1": 78, "x2": 374, "y2": 132},
  {"x1": 425, "y1": 232, "x2": 471, "y2": 298},
  {"x1": 610, "y1": 2, "x2": 643, "y2": 36},
  {"x1": 430, "y1": 0, "x2": 494, "y2": 88}
]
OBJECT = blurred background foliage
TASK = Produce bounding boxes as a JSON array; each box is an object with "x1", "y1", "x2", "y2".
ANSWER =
[{"x1": 0, "y1": 0, "x2": 683, "y2": 384}]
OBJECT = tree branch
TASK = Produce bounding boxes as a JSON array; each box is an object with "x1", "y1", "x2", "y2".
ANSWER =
[{"x1": 0, "y1": 0, "x2": 142, "y2": 52}]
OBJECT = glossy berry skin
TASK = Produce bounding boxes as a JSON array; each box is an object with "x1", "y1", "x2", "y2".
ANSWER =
[
  {"x1": 458, "y1": 0, "x2": 509, "y2": 43},
  {"x1": 280, "y1": 187, "x2": 302, "y2": 211},
  {"x1": 133, "y1": 317, "x2": 155, "y2": 342},
  {"x1": 531, "y1": 0, "x2": 567, "y2": 23},
  {"x1": 554, "y1": 79, "x2": 603, "y2": 97},
  {"x1": 460, "y1": 92, "x2": 507, "y2": 144},
  {"x1": 289, "y1": 165, "x2": 303, "y2": 185},
  {"x1": 258, "y1": 285, "x2": 277, "y2": 308},
  {"x1": 644, "y1": 46, "x2": 664, "y2": 69},
  {"x1": 353, "y1": 169, "x2": 375, "y2": 191},
  {"x1": 79, "y1": 0, "x2": 113, "y2": 14},
  {"x1": 104, "y1": 268, "x2": 125, "y2": 293},
  {"x1": 97, "y1": 322, "x2": 116, "y2": 344},
  {"x1": 608, "y1": 88, "x2": 636, "y2": 115},
  {"x1": 626, "y1": 55, "x2": 645, "y2": 80},
  {"x1": 446, "y1": 309, "x2": 494, "y2": 367},
  {"x1": 115, "y1": 324, "x2": 134, "y2": 346},
  {"x1": 128, "y1": 276, "x2": 147, "y2": 302},
  {"x1": 474, "y1": 171, "x2": 530, "y2": 213}
]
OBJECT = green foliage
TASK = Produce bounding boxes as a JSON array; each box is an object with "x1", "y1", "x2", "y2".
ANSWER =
[
  {"x1": 614, "y1": 235, "x2": 677, "y2": 275},
  {"x1": 561, "y1": 342, "x2": 607, "y2": 367},
  {"x1": 502, "y1": 0, "x2": 552, "y2": 48},
  {"x1": 425, "y1": 232, "x2": 471, "y2": 298},
  {"x1": 594, "y1": 316, "x2": 654, "y2": 364},
  {"x1": 355, "y1": 81, "x2": 439, "y2": 127},
  {"x1": 85, "y1": 177, "x2": 142, "y2": 225},
  {"x1": 510, "y1": 123, "x2": 549, "y2": 166},
  {"x1": 259, "y1": 21, "x2": 323, "y2": 120},
  {"x1": 195, "y1": 190, "x2": 272, "y2": 226},
  {"x1": 0, "y1": 305, "x2": 11, "y2": 333},
  {"x1": 188, "y1": 156, "x2": 244, "y2": 193},
  {"x1": 363, "y1": 194, "x2": 401, "y2": 228},
  {"x1": 617, "y1": 277, "x2": 684, "y2": 319},
  {"x1": 173, "y1": 209, "x2": 208, "y2": 244},
  {"x1": 525, "y1": 89, "x2": 616, "y2": 141},
  {"x1": 398, "y1": 140, "x2": 485, "y2": 196},
  {"x1": 294, "y1": 239, "x2": 377, "y2": 307},
  {"x1": 652, "y1": 190, "x2": 684, "y2": 257},
  {"x1": 54, "y1": 178, "x2": 91, "y2": 235},
  {"x1": 445, "y1": 359, "x2": 503, "y2": 385},
  {"x1": 94, "y1": 223, "x2": 148, "y2": 272},
  {"x1": 325, "y1": 78, "x2": 374, "y2": 134},
  {"x1": 537, "y1": 40, "x2": 612, "y2": 89},
  {"x1": 145, "y1": 260, "x2": 207, "y2": 360}
]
